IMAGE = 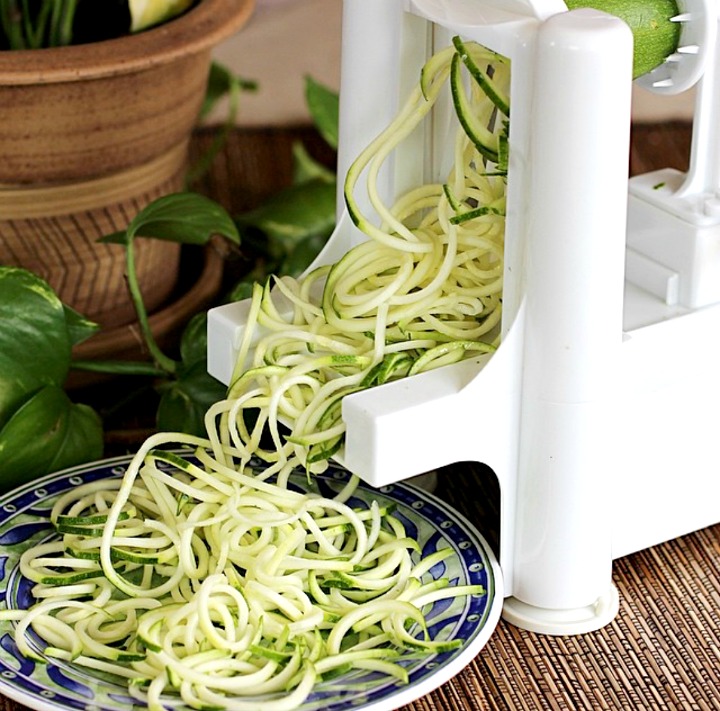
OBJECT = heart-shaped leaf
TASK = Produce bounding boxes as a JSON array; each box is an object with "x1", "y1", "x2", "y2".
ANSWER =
[
  {"x1": 237, "y1": 180, "x2": 335, "y2": 251},
  {"x1": 305, "y1": 76, "x2": 339, "y2": 150},
  {"x1": 0, "y1": 385, "x2": 103, "y2": 491},
  {"x1": 0, "y1": 268, "x2": 72, "y2": 428},
  {"x1": 179, "y1": 312, "x2": 210, "y2": 367},
  {"x1": 64, "y1": 305, "x2": 100, "y2": 347},
  {"x1": 102, "y1": 192, "x2": 240, "y2": 246},
  {"x1": 291, "y1": 141, "x2": 336, "y2": 185},
  {"x1": 279, "y1": 231, "x2": 332, "y2": 278},
  {"x1": 156, "y1": 361, "x2": 226, "y2": 436}
]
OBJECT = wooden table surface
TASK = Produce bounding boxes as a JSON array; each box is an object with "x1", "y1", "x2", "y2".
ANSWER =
[{"x1": 3, "y1": 120, "x2": 719, "y2": 711}]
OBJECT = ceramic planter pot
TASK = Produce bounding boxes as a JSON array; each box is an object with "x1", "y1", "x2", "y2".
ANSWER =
[{"x1": 0, "y1": 0, "x2": 253, "y2": 328}]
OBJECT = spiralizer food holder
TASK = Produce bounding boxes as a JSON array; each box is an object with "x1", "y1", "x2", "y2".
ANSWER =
[{"x1": 208, "y1": 0, "x2": 720, "y2": 635}]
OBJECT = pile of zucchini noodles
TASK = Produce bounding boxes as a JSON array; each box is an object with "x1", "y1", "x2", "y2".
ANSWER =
[
  {"x1": 215, "y1": 37, "x2": 509, "y2": 472},
  {"x1": 1, "y1": 38, "x2": 509, "y2": 710}
]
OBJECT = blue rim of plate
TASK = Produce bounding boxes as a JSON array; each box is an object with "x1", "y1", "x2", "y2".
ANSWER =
[{"x1": 0, "y1": 452, "x2": 503, "y2": 711}]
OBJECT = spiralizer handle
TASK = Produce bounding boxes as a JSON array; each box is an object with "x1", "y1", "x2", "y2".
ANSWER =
[{"x1": 676, "y1": 1, "x2": 720, "y2": 199}]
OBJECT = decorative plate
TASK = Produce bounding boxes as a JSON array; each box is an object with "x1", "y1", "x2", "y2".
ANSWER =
[{"x1": 0, "y1": 453, "x2": 502, "y2": 711}]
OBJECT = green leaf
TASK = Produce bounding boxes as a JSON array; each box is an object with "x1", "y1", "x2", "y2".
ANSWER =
[
  {"x1": 0, "y1": 385, "x2": 103, "y2": 491},
  {"x1": 236, "y1": 179, "x2": 336, "y2": 252},
  {"x1": 100, "y1": 230, "x2": 127, "y2": 245},
  {"x1": 278, "y1": 232, "x2": 331, "y2": 278},
  {"x1": 101, "y1": 193, "x2": 240, "y2": 246},
  {"x1": 0, "y1": 267, "x2": 72, "y2": 428},
  {"x1": 63, "y1": 305, "x2": 100, "y2": 347},
  {"x1": 200, "y1": 61, "x2": 257, "y2": 119},
  {"x1": 305, "y1": 76, "x2": 339, "y2": 150},
  {"x1": 156, "y1": 361, "x2": 226, "y2": 436},
  {"x1": 292, "y1": 141, "x2": 336, "y2": 185},
  {"x1": 179, "y1": 312, "x2": 209, "y2": 367},
  {"x1": 226, "y1": 280, "x2": 255, "y2": 304}
]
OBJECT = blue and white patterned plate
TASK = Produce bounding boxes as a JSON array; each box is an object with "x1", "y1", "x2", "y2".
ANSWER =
[{"x1": 0, "y1": 453, "x2": 502, "y2": 711}]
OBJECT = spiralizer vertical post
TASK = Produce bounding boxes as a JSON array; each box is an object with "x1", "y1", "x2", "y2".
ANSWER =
[{"x1": 502, "y1": 9, "x2": 632, "y2": 634}]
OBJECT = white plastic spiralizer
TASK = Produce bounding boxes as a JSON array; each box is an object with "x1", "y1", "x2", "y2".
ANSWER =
[{"x1": 207, "y1": 0, "x2": 720, "y2": 635}]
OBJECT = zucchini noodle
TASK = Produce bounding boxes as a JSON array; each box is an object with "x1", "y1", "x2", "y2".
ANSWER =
[
  {"x1": 0, "y1": 37, "x2": 508, "y2": 710},
  {"x1": 217, "y1": 37, "x2": 509, "y2": 475}
]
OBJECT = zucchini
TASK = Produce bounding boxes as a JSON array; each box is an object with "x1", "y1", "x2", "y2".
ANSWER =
[{"x1": 566, "y1": 0, "x2": 682, "y2": 78}]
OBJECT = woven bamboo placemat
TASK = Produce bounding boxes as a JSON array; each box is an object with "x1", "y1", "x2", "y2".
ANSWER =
[{"x1": 414, "y1": 462, "x2": 720, "y2": 711}]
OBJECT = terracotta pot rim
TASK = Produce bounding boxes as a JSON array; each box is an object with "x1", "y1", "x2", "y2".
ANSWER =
[{"x1": 0, "y1": 0, "x2": 255, "y2": 85}]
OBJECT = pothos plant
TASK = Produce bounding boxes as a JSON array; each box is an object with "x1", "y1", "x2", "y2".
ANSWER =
[{"x1": 0, "y1": 76, "x2": 338, "y2": 491}]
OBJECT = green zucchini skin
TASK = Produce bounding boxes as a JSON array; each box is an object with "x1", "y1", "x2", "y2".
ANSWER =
[{"x1": 565, "y1": 0, "x2": 681, "y2": 78}]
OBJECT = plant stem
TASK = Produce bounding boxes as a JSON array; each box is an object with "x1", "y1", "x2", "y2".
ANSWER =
[
  {"x1": 186, "y1": 68, "x2": 246, "y2": 186},
  {"x1": 57, "y1": 0, "x2": 76, "y2": 46},
  {"x1": 124, "y1": 236, "x2": 179, "y2": 375},
  {"x1": 0, "y1": 0, "x2": 81, "y2": 48},
  {"x1": 1, "y1": 0, "x2": 26, "y2": 49},
  {"x1": 71, "y1": 360, "x2": 169, "y2": 377},
  {"x1": 19, "y1": 0, "x2": 33, "y2": 46}
]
